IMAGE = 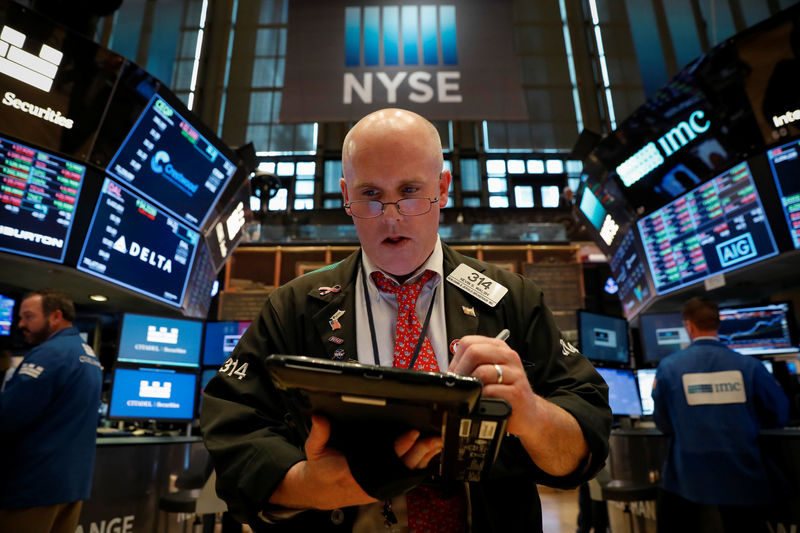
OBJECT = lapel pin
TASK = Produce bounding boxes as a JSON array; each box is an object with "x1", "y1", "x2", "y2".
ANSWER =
[
  {"x1": 328, "y1": 336, "x2": 344, "y2": 345},
  {"x1": 329, "y1": 309, "x2": 345, "y2": 330},
  {"x1": 461, "y1": 306, "x2": 476, "y2": 317},
  {"x1": 449, "y1": 339, "x2": 461, "y2": 355},
  {"x1": 318, "y1": 285, "x2": 341, "y2": 296},
  {"x1": 333, "y1": 348, "x2": 346, "y2": 359}
]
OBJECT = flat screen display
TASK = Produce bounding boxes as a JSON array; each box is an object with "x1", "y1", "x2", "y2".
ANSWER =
[
  {"x1": 639, "y1": 313, "x2": 690, "y2": 364},
  {"x1": 77, "y1": 178, "x2": 199, "y2": 307},
  {"x1": 205, "y1": 177, "x2": 252, "y2": 272},
  {"x1": 636, "y1": 368, "x2": 656, "y2": 416},
  {"x1": 106, "y1": 93, "x2": 237, "y2": 229},
  {"x1": 596, "y1": 367, "x2": 642, "y2": 416},
  {"x1": 718, "y1": 303, "x2": 798, "y2": 356},
  {"x1": 118, "y1": 313, "x2": 203, "y2": 368},
  {"x1": 766, "y1": 140, "x2": 800, "y2": 249},
  {"x1": 579, "y1": 185, "x2": 606, "y2": 231},
  {"x1": 0, "y1": 293, "x2": 13, "y2": 335},
  {"x1": 0, "y1": 134, "x2": 85, "y2": 262},
  {"x1": 108, "y1": 366, "x2": 197, "y2": 421},
  {"x1": 0, "y1": 1, "x2": 123, "y2": 160},
  {"x1": 608, "y1": 230, "x2": 655, "y2": 319},
  {"x1": 638, "y1": 162, "x2": 778, "y2": 294},
  {"x1": 202, "y1": 321, "x2": 250, "y2": 367},
  {"x1": 578, "y1": 311, "x2": 630, "y2": 365}
]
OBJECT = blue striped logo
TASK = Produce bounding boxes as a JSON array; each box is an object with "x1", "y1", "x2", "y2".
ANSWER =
[{"x1": 345, "y1": 5, "x2": 458, "y2": 67}]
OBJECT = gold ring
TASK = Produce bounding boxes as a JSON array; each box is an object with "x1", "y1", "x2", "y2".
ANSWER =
[{"x1": 494, "y1": 363, "x2": 503, "y2": 384}]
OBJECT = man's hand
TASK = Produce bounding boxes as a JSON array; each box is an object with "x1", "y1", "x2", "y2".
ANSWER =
[
  {"x1": 269, "y1": 415, "x2": 443, "y2": 510},
  {"x1": 448, "y1": 334, "x2": 588, "y2": 477}
]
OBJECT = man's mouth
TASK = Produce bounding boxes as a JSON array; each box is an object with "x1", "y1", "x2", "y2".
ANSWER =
[{"x1": 384, "y1": 236, "x2": 409, "y2": 245}]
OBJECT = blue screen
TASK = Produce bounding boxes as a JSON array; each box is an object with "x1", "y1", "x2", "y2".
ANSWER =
[
  {"x1": 638, "y1": 162, "x2": 778, "y2": 295},
  {"x1": 77, "y1": 178, "x2": 199, "y2": 307},
  {"x1": 578, "y1": 311, "x2": 630, "y2": 365},
  {"x1": 106, "y1": 94, "x2": 237, "y2": 229},
  {"x1": 579, "y1": 186, "x2": 607, "y2": 231},
  {"x1": 636, "y1": 368, "x2": 657, "y2": 416},
  {"x1": 718, "y1": 303, "x2": 798, "y2": 356},
  {"x1": 202, "y1": 321, "x2": 250, "y2": 366},
  {"x1": 639, "y1": 313, "x2": 690, "y2": 364},
  {"x1": 118, "y1": 313, "x2": 203, "y2": 367},
  {"x1": 608, "y1": 230, "x2": 655, "y2": 319},
  {"x1": 108, "y1": 367, "x2": 197, "y2": 421},
  {"x1": 596, "y1": 367, "x2": 642, "y2": 416},
  {"x1": 0, "y1": 294, "x2": 14, "y2": 336},
  {"x1": 0, "y1": 135, "x2": 86, "y2": 263}
]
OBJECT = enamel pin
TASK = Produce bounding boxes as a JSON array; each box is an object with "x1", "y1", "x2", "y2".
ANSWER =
[
  {"x1": 329, "y1": 309, "x2": 345, "y2": 330},
  {"x1": 333, "y1": 348, "x2": 346, "y2": 359},
  {"x1": 328, "y1": 336, "x2": 344, "y2": 345},
  {"x1": 461, "y1": 306, "x2": 476, "y2": 316},
  {"x1": 318, "y1": 285, "x2": 341, "y2": 296}
]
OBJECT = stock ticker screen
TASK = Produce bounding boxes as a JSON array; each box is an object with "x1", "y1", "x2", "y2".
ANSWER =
[
  {"x1": 718, "y1": 303, "x2": 798, "y2": 356},
  {"x1": 608, "y1": 230, "x2": 655, "y2": 319},
  {"x1": 638, "y1": 162, "x2": 778, "y2": 294},
  {"x1": 0, "y1": 135, "x2": 84, "y2": 262},
  {"x1": 77, "y1": 178, "x2": 199, "y2": 307},
  {"x1": 766, "y1": 140, "x2": 800, "y2": 249},
  {"x1": 106, "y1": 94, "x2": 237, "y2": 229}
]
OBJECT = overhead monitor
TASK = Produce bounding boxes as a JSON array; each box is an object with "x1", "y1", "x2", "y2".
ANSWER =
[
  {"x1": 104, "y1": 92, "x2": 238, "y2": 230},
  {"x1": 766, "y1": 139, "x2": 800, "y2": 249},
  {"x1": 639, "y1": 312, "x2": 690, "y2": 364},
  {"x1": 117, "y1": 313, "x2": 203, "y2": 368},
  {"x1": 595, "y1": 367, "x2": 642, "y2": 416},
  {"x1": 636, "y1": 368, "x2": 657, "y2": 416},
  {"x1": 577, "y1": 311, "x2": 630, "y2": 366},
  {"x1": 0, "y1": 1, "x2": 123, "y2": 160},
  {"x1": 608, "y1": 229, "x2": 655, "y2": 319},
  {"x1": 638, "y1": 161, "x2": 779, "y2": 295},
  {"x1": 0, "y1": 134, "x2": 86, "y2": 262},
  {"x1": 205, "y1": 176, "x2": 252, "y2": 272},
  {"x1": 718, "y1": 303, "x2": 798, "y2": 356},
  {"x1": 0, "y1": 293, "x2": 13, "y2": 335},
  {"x1": 77, "y1": 178, "x2": 200, "y2": 308},
  {"x1": 107, "y1": 366, "x2": 197, "y2": 421},
  {"x1": 202, "y1": 321, "x2": 251, "y2": 367},
  {"x1": 181, "y1": 241, "x2": 216, "y2": 319}
]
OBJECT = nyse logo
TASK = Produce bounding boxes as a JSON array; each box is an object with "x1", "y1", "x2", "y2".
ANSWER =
[
  {"x1": 146, "y1": 325, "x2": 179, "y2": 344},
  {"x1": 715, "y1": 233, "x2": 757, "y2": 268},
  {"x1": 139, "y1": 380, "x2": 172, "y2": 399},
  {"x1": 343, "y1": 5, "x2": 462, "y2": 104},
  {"x1": 0, "y1": 25, "x2": 63, "y2": 92}
]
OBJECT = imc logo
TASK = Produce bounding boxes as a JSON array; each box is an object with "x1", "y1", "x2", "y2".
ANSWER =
[
  {"x1": 345, "y1": 5, "x2": 457, "y2": 67},
  {"x1": 139, "y1": 380, "x2": 172, "y2": 399},
  {"x1": 343, "y1": 5, "x2": 462, "y2": 104},
  {"x1": 715, "y1": 233, "x2": 757, "y2": 268},
  {"x1": 0, "y1": 25, "x2": 63, "y2": 92}
]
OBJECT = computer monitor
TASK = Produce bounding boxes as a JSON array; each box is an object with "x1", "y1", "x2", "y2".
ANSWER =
[
  {"x1": 0, "y1": 294, "x2": 14, "y2": 336},
  {"x1": 117, "y1": 313, "x2": 203, "y2": 368},
  {"x1": 639, "y1": 313, "x2": 691, "y2": 364},
  {"x1": 107, "y1": 366, "x2": 197, "y2": 421},
  {"x1": 718, "y1": 303, "x2": 799, "y2": 356},
  {"x1": 636, "y1": 368, "x2": 657, "y2": 416},
  {"x1": 202, "y1": 321, "x2": 250, "y2": 367},
  {"x1": 595, "y1": 367, "x2": 643, "y2": 416},
  {"x1": 578, "y1": 311, "x2": 630, "y2": 366}
]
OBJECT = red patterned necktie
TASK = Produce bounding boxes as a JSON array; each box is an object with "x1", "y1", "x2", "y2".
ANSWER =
[
  {"x1": 371, "y1": 270, "x2": 439, "y2": 371},
  {"x1": 371, "y1": 269, "x2": 467, "y2": 532}
]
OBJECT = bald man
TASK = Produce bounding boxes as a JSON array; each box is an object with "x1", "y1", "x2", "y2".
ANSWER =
[{"x1": 201, "y1": 108, "x2": 611, "y2": 532}]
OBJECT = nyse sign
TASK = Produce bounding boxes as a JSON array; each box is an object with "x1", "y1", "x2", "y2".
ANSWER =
[{"x1": 344, "y1": 71, "x2": 461, "y2": 104}]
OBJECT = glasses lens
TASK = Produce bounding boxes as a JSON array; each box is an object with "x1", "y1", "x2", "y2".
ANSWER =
[
  {"x1": 350, "y1": 201, "x2": 382, "y2": 218},
  {"x1": 397, "y1": 198, "x2": 432, "y2": 215}
]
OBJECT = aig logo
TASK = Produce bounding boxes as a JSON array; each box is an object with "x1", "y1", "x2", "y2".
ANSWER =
[
  {"x1": 715, "y1": 233, "x2": 757, "y2": 268},
  {"x1": 343, "y1": 5, "x2": 462, "y2": 105}
]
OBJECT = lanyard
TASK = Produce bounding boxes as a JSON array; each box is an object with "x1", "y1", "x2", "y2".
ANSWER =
[{"x1": 360, "y1": 260, "x2": 438, "y2": 369}]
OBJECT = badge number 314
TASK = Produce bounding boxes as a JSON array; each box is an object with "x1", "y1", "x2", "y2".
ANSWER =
[
  {"x1": 220, "y1": 358, "x2": 248, "y2": 380},
  {"x1": 446, "y1": 264, "x2": 508, "y2": 307}
]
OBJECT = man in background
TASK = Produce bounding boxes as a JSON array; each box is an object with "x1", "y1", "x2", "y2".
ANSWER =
[
  {"x1": 653, "y1": 296, "x2": 788, "y2": 533},
  {"x1": 0, "y1": 289, "x2": 103, "y2": 533},
  {"x1": 202, "y1": 108, "x2": 611, "y2": 532}
]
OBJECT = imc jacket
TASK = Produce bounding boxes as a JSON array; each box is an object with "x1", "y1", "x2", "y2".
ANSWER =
[
  {"x1": 201, "y1": 244, "x2": 612, "y2": 532},
  {"x1": 653, "y1": 338, "x2": 789, "y2": 505},
  {"x1": 0, "y1": 326, "x2": 103, "y2": 508}
]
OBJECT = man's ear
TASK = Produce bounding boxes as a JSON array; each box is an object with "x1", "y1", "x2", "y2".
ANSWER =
[{"x1": 438, "y1": 170, "x2": 451, "y2": 207}]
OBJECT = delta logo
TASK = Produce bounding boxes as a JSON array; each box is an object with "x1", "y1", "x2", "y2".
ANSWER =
[
  {"x1": 112, "y1": 235, "x2": 173, "y2": 273},
  {"x1": 342, "y1": 4, "x2": 462, "y2": 105}
]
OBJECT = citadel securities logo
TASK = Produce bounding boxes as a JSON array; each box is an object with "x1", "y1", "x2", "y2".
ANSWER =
[
  {"x1": 343, "y1": 5, "x2": 461, "y2": 104},
  {"x1": 139, "y1": 380, "x2": 172, "y2": 399},
  {"x1": 0, "y1": 25, "x2": 62, "y2": 92}
]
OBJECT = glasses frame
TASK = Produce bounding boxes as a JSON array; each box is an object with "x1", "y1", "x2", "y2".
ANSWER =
[{"x1": 344, "y1": 197, "x2": 440, "y2": 219}]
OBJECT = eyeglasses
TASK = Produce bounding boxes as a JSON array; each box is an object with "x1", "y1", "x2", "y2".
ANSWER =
[{"x1": 344, "y1": 197, "x2": 440, "y2": 219}]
